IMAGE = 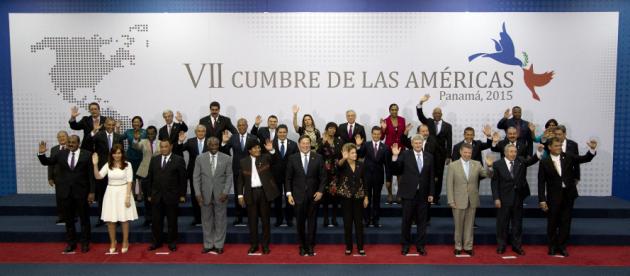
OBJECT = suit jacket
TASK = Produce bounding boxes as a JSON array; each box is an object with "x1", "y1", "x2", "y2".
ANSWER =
[
  {"x1": 146, "y1": 154, "x2": 187, "y2": 204},
  {"x1": 268, "y1": 138, "x2": 299, "y2": 184},
  {"x1": 199, "y1": 115, "x2": 237, "y2": 140},
  {"x1": 90, "y1": 130, "x2": 125, "y2": 168},
  {"x1": 336, "y1": 122, "x2": 366, "y2": 145},
  {"x1": 491, "y1": 153, "x2": 539, "y2": 206},
  {"x1": 220, "y1": 133, "x2": 259, "y2": 175},
  {"x1": 565, "y1": 139, "x2": 581, "y2": 180},
  {"x1": 401, "y1": 134, "x2": 438, "y2": 155},
  {"x1": 391, "y1": 150, "x2": 435, "y2": 200},
  {"x1": 417, "y1": 106, "x2": 453, "y2": 159},
  {"x1": 250, "y1": 126, "x2": 277, "y2": 143},
  {"x1": 69, "y1": 115, "x2": 107, "y2": 150},
  {"x1": 446, "y1": 159, "x2": 491, "y2": 209},
  {"x1": 538, "y1": 151, "x2": 595, "y2": 206},
  {"x1": 38, "y1": 149, "x2": 95, "y2": 199},
  {"x1": 237, "y1": 153, "x2": 280, "y2": 204},
  {"x1": 131, "y1": 138, "x2": 160, "y2": 178},
  {"x1": 47, "y1": 145, "x2": 65, "y2": 182},
  {"x1": 497, "y1": 117, "x2": 533, "y2": 154},
  {"x1": 158, "y1": 122, "x2": 189, "y2": 156},
  {"x1": 452, "y1": 139, "x2": 492, "y2": 163},
  {"x1": 491, "y1": 139, "x2": 529, "y2": 159},
  {"x1": 357, "y1": 140, "x2": 392, "y2": 182},
  {"x1": 285, "y1": 151, "x2": 327, "y2": 204},
  {"x1": 336, "y1": 161, "x2": 367, "y2": 199},
  {"x1": 176, "y1": 137, "x2": 208, "y2": 177},
  {"x1": 192, "y1": 151, "x2": 233, "y2": 205}
]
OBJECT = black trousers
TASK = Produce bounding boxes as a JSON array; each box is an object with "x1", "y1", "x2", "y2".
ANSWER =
[
  {"x1": 496, "y1": 197, "x2": 524, "y2": 249},
  {"x1": 151, "y1": 198, "x2": 179, "y2": 246},
  {"x1": 233, "y1": 175, "x2": 245, "y2": 220},
  {"x1": 95, "y1": 177, "x2": 107, "y2": 221},
  {"x1": 273, "y1": 181, "x2": 294, "y2": 224},
  {"x1": 364, "y1": 173, "x2": 385, "y2": 223},
  {"x1": 139, "y1": 176, "x2": 152, "y2": 223},
  {"x1": 401, "y1": 191, "x2": 429, "y2": 248},
  {"x1": 60, "y1": 194, "x2": 91, "y2": 246},
  {"x1": 247, "y1": 188, "x2": 271, "y2": 248},
  {"x1": 55, "y1": 189, "x2": 63, "y2": 219},
  {"x1": 295, "y1": 198, "x2": 319, "y2": 250},
  {"x1": 342, "y1": 198, "x2": 364, "y2": 250},
  {"x1": 321, "y1": 192, "x2": 339, "y2": 224},
  {"x1": 188, "y1": 176, "x2": 201, "y2": 223},
  {"x1": 547, "y1": 189, "x2": 575, "y2": 250}
]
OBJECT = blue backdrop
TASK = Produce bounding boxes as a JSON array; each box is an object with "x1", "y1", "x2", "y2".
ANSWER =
[{"x1": 0, "y1": 0, "x2": 628, "y2": 199}]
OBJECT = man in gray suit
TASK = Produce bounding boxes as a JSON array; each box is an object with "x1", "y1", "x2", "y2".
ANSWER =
[
  {"x1": 446, "y1": 143, "x2": 493, "y2": 256},
  {"x1": 193, "y1": 137, "x2": 233, "y2": 254}
]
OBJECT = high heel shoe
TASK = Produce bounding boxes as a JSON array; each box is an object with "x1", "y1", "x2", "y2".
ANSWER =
[
  {"x1": 121, "y1": 242, "x2": 129, "y2": 253},
  {"x1": 109, "y1": 241, "x2": 117, "y2": 254}
]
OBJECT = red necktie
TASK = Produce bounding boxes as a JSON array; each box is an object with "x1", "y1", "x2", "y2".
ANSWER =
[{"x1": 348, "y1": 125, "x2": 353, "y2": 139}]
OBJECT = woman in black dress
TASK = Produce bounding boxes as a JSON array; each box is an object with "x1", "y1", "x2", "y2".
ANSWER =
[{"x1": 317, "y1": 122, "x2": 342, "y2": 227}]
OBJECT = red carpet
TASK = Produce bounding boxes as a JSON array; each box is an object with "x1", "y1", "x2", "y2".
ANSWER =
[{"x1": 0, "y1": 243, "x2": 629, "y2": 266}]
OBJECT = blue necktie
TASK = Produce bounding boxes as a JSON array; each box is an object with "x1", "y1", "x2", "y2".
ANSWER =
[
  {"x1": 416, "y1": 154, "x2": 423, "y2": 173},
  {"x1": 107, "y1": 134, "x2": 112, "y2": 151},
  {"x1": 303, "y1": 154, "x2": 309, "y2": 174},
  {"x1": 198, "y1": 140, "x2": 203, "y2": 154},
  {"x1": 280, "y1": 141, "x2": 285, "y2": 157},
  {"x1": 240, "y1": 135, "x2": 245, "y2": 151}
]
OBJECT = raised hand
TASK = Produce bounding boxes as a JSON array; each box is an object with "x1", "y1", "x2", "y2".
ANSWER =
[
  {"x1": 528, "y1": 122, "x2": 536, "y2": 133},
  {"x1": 70, "y1": 106, "x2": 80, "y2": 119},
  {"x1": 341, "y1": 150, "x2": 349, "y2": 160},
  {"x1": 482, "y1": 124, "x2": 492, "y2": 137},
  {"x1": 222, "y1": 130, "x2": 231, "y2": 144},
  {"x1": 175, "y1": 111, "x2": 183, "y2": 123},
  {"x1": 178, "y1": 131, "x2": 186, "y2": 143},
  {"x1": 492, "y1": 131, "x2": 501, "y2": 143},
  {"x1": 404, "y1": 123, "x2": 413, "y2": 135},
  {"x1": 503, "y1": 108, "x2": 511, "y2": 119},
  {"x1": 537, "y1": 143, "x2": 545, "y2": 152},
  {"x1": 586, "y1": 139, "x2": 598, "y2": 150},
  {"x1": 292, "y1": 105, "x2": 300, "y2": 114},
  {"x1": 543, "y1": 128, "x2": 555, "y2": 139},
  {"x1": 92, "y1": 153, "x2": 99, "y2": 165},
  {"x1": 255, "y1": 115, "x2": 262, "y2": 126},
  {"x1": 380, "y1": 119, "x2": 387, "y2": 131},
  {"x1": 354, "y1": 134, "x2": 364, "y2": 146},
  {"x1": 93, "y1": 120, "x2": 102, "y2": 133},
  {"x1": 264, "y1": 139, "x2": 273, "y2": 152},
  {"x1": 115, "y1": 120, "x2": 121, "y2": 130},
  {"x1": 485, "y1": 155, "x2": 494, "y2": 167},
  {"x1": 420, "y1": 94, "x2": 430, "y2": 104},
  {"x1": 38, "y1": 141, "x2": 47, "y2": 154},
  {"x1": 391, "y1": 143, "x2": 401, "y2": 156}
]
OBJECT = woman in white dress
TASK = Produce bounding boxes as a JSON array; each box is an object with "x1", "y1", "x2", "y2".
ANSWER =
[{"x1": 92, "y1": 144, "x2": 138, "y2": 253}]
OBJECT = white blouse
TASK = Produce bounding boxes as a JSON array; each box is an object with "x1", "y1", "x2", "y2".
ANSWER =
[{"x1": 99, "y1": 162, "x2": 133, "y2": 186}]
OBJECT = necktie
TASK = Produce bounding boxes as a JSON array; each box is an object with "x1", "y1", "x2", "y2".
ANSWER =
[
  {"x1": 149, "y1": 141, "x2": 154, "y2": 154},
  {"x1": 373, "y1": 142, "x2": 378, "y2": 158},
  {"x1": 435, "y1": 120, "x2": 441, "y2": 134},
  {"x1": 280, "y1": 141, "x2": 285, "y2": 157},
  {"x1": 210, "y1": 155, "x2": 216, "y2": 176},
  {"x1": 348, "y1": 125, "x2": 353, "y2": 139},
  {"x1": 167, "y1": 124, "x2": 172, "y2": 137},
  {"x1": 303, "y1": 154, "x2": 309, "y2": 174},
  {"x1": 240, "y1": 135, "x2": 245, "y2": 151},
  {"x1": 161, "y1": 156, "x2": 167, "y2": 169},
  {"x1": 198, "y1": 140, "x2": 203, "y2": 154},
  {"x1": 416, "y1": 154, "x2": 423, "y2": 173},
  {"x1": 107, "y1": 134, "x2": 113, "y2": 151},
  {"x1": 70, "y1": 152, "x2": 75, "y2": 169},
  {"x1": 509, "y1": 161, "x2": 514, "y2": 178},
  {"x1": 212, "y1": 117, "x2": 216, "y2": 129}
]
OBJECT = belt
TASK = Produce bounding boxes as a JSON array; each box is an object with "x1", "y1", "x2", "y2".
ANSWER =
[
  {"x1": 251, "y1": 186, "x2": 263, "y2": 190},
  {"x1": 107, "y1": 184, "x2": 127, "y2": 187}
]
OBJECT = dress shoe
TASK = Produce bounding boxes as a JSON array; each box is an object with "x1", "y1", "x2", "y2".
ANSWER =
[
  {"x1": 559, "y1": 248, "x2": 569, "y2": 257},
  {"x1": 332, "y1": 220, "x2": 338, "y2": 227},
  {"x1": 55, "y1": 219, "x2": 64, "y2": 225},
  {"x1": 307, "y1": 247, "x2": 315, "y2": 256},
  {"x1": 401, "y1": 246, "x2": 409, "y2": 255},
  {"x1": 286, "y1": 221, "x2": 294, "y2": 227},
  {"x1": 191, "y1": 220, "x2": 201, "y2": 226},
  {"x1": 473, "y1": 223, "x2": 479, "y2": 229},
  {"x1": 95, "y1": 220, "x2": 105, "y2": 228},
  {"x1": 358, "y1": 249, "x2": 366, "y2": 256},
  {"x1": 248, "y1": 246, "x2": 259, "y2": 254},
  {"x1": 464, "y1": 249, "x2": 474, "y2": 256},
  {"x1": 81, "y1": 243, "x2": 90, "y2": 253},
  {"x1": 63, "y1": 244, "x2": 76, "y2": 253},
  {"x1": 232, "y1": 218, "x2": 245, "y2": 227},
  {"x1": 497, "y1": 246, "x2": 505, "y2": 254},
  {"x1": 274, "y1": 222, "x2": 282, "y2": 227},
  {"x1": 147, "y1": 244, "x2": 162, "y2": 251},
  {"x1": 548, "y1": 247, "x2": 556, "y2": 256},
  {"x1": 345, "y1": 249, "x2": 352, "y2": 255},
  {"x1": 299, "y1": 247, "x2": 306, "y2": 256},
  {"x1": 202, "y1": 248, "x2": 213, "y2": 254},
  {"x1": 417, "y1": 246, "x2": 427, "y2": 256},
  {"x1": 142, "y1": 220, "x2": 152, "y2": 227},
  {"x1": 168, "y1": 244, "x2": 177, "y2": 252},
  {"x1": 512, "y1": 247, "x2": 525, "y2": 256},
  {"x1": 214, "y1": 248, "x2": 224, "y2": 254},
  {"x1": 454, "y1": 249, "x2": 462, "y2": 255},
  {"x1": 262, "y1": 246, "x2": 270, "y2": 255}
]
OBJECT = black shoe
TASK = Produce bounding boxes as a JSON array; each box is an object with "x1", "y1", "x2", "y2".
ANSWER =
[
  {"x1": 148, "y1": 244, "x2": 162, "y2": 251},
  {"x1": 454, "y1": 249, "x2": 462, "y2": 255},
  {"x1": 95, "y1": 221, "x2": 105, "y2": 227},
  {"x1": 497, "y1": 246, "x2": 505, "y2": 254},
  {"x1": 512, "y1": 247, "x2": 525, "y2": 256},
  {"x1": 358, "y1": 249, "x2": 366, "y2": 256},
  {"x1": 55, "y1": 219, "x2": 64, "y2": 225},
  {"x1": 307, "y1": 247, "x2": 315, "y2": 256},
  {"x1": 299, "y1": 247, "x2": 306, "y2": 256},
  {"x1": 80, "y1": 243, "x2": 89, "y2": 253},
  {"x1": 332, "y1": 220, "x2": 338, "y2": 227},
  {"x1": 168, "y1": 244, "x2": 177, "y2": 252},
  {"x1": 232, "y1": 218, "x2": 244, "y2": 227},
  {"x1": 142, "y1": 220, "x2": 152, "y2": 227},
  {"x1": 274, "y1": 221, "x2": 282, "y2": 227},
  {"x1": 417, "y1": 246, "x2": 426, "y2": 256},
  {"x1": 215, "y1": 248, "x2": 224, "y2": 254},
  {"x1": 322, "y1": 219, "x2": 329, "y2": 227},
  {"x1": 345, "y1": 249, "x2": 352, "y2": 255},
  {"x1": 248, "y1": 246, "x2": 259, "y2": 254},
  {"x1": 559, "y1": 248, "x2": 569, "y2": 257},
  {"x1": 373, "y1": 220, "x2": 382, "y2": 228},
  {"x1": 262, "y1": 246, "x2": 270, "y2": 255},
  {"x1": 548, "y1": 247, "x2": 556, "y2": 256},
  {"x1": 202, "y1": 248, "x2": 213, "y2": 254},
  {"x1": 464, "y1": 249, "x2": 474, "y2": 256},
  {"x1": 191, "y1": 220, "x2": 201, "y2": 226},
  {"x1": 401, "y1": 246, "x2": 409, "y2": 255},
  {"x1": 63, "y1": 244, "x2": 76, "y2": 253},
  {"x1": 473, "y1": 223, "x2": 479, "y2": 229}
]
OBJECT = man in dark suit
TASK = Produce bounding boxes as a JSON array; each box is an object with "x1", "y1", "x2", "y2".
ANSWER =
[
  {"x1": 491, "y1": 127, "x2": 529, "y2": 159},
  {"x1": 176, "y1": 124, "x2": 209, "y2": 226},
  {"x1": 538, "y1": 137, "x2": 597, "y2": 257},
  {"x1": 146, "y1": 140, "x2": 187, "y2": 252},
  {"x1": 48, "y1": 130, "x2": 69, "y2": 224},
  {"x1": 251, "y1": 114, "x2": 279, "y2": 143},
  {"x1": 336, "y1": 109, "x2": 366, "y2": 144},
  {"x1": 552, "y1": 125, "x2": 581, "y2": 182},
  {"x1": 220, "y1": 118, "x2": 259, "y2": 226},
  {"x1": 158, "y1": 109, "x2": 188, "y2": 157},
  {"x1": 497, "y1": 106, "x2": 535, "y2": 155},
  {"x1": 491, "y1": 143, "x2": 543, "y2": 255},
  {"x1": 266, "y1": 124, "x2": 298, "y2": 227},
  {"x1": 452, "y1": 126, "x2": 493, "y2": 163},
  {"x1": 403, "y1": 125, "x2": 438, "y2": 221},
  {"x1": 237, "y1": 140, "x2": 279, "y2": 254},
  {"x1": 88, "y1": 117, "x2": 125, "y2": 227},
  {"x1": 417, "y1": 95, "x2": 452, "y2": 205},
  {"x1": 38, "y1": 135, "x2": 95, "y2": 253},
  {"x1": 285, "y1": 135, "x2": 327, "y2": 256},
  {"x1": 199, "y1": 101, "x2": 237, "y2": 140},
  {"x1": 68, "y1": 102, "x2": 107, "y2": 151},
  {"x1": 391, "y1": 134, "x2": 435, "y2": 256},
  {"x1": 356, "y1": 126, "x2": 391, "y2": 227}
]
